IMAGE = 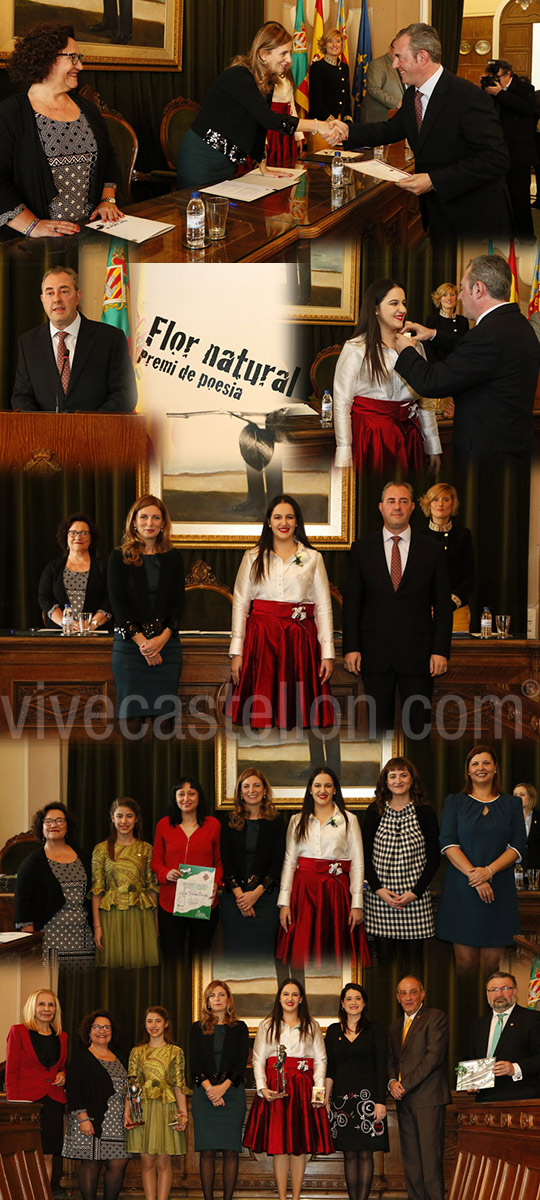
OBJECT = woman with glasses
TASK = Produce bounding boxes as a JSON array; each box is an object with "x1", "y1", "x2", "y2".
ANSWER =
[
  {"x1": 63, "y1": 1010, "x2": 129, "y2": 1200},
  {"x1": 0, "y1": 22, "x2": 121, "y2": 240},
  {"x1": 38, "y1": 512, "x2": 110, "y2": 631},
  {"x1": 14, "y1": 802, "x2": 95, "y2": 971}
]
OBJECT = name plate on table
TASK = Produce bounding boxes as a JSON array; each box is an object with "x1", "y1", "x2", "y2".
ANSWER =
[
  {"x1": 173, "y1": 864, "x2": 215, "y2": 919},
  {"x1": 456, "y1": 1057, "x2": 495, "y2": 1090}
]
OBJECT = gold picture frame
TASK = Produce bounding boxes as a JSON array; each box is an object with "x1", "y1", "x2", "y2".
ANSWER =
[{"x1": 0, "y1": 0, "x2": 183, "y2": 71}]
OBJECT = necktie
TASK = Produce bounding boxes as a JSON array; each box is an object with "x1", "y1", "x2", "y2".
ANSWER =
[
  {"x1": 489, "y1": 1013, "x2": 505, "y2": 1057},
  {"x1": 390, "y1": 536, "x2": 402, "y2": 591},
  {"x1": 402, "y1": 1016, "x2": 412, "y2": 1044},
  {"x1": 414, "y1": 88, "x2": 423, "y2": 131},
  {"x1": 56, "y1": 330, "x2": 70, "y2": 393}
]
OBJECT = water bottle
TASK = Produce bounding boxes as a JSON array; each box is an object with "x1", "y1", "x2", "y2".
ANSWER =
[
  {"x1": 331, "y1": 151, "x2": 344, "y2": 188},
  {"x1": 321, "y1": 390, "x2": 333, "y2": 428},
  {"x1": 62, "y1": 604, "x2": 73, "y2": 637},
  {"x1": 186, "y1": 191, "x2": 205, "y2": 247},
  {"x1": 480, "y1": 606, "x2": 492, "y2": 639}
]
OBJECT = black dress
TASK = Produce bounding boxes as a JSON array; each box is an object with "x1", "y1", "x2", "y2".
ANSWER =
[
  {"x1": 108, "y1": 548, "x2": 184, "y2": 718},
  {"x1": 424, "y1": 521, "x2": 475, "y2": 611},
  {"x1": 325, "y1": 1022, "x2": 389, "y2": 1151}
]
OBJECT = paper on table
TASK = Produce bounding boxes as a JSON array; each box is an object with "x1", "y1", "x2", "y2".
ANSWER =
[
  {"x1": 203, "y1": 166, "x2": 305, "y2": 202},
  {"x1": 348, "y1": 159, "x2": 410, "y2": 182},
  {"x1": 0, "y1": 932, "x2": 34, "y2": 942},
  {"x1": 173, "y1": 863, "x2": 216, "y2": 919},
  {"x1": 455, "y1": 1057, "x2": 496, "y2": 1090},
  {"x1": 316, "y1": 148, "x2": 365, "y2": 160},
  {"x1": 86, "y1": 215, "x2": 175, "y2": 243}
]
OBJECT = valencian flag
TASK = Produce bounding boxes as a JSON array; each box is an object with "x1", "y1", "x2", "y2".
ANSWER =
[
  {"x1": 528, "y1": 240, "x2": 540, "y2": 317},
  {"x1": 311, "y1": 0, "x2": 324, "y2": 63},
  {"x1": 336, "y1": 0, "x2": 349, "y2": 66},
  {"x1": 101, "y1": 240, "x2": 130, "y2": 346},
  {"x1": 292, "y1": 0, "x2": 309, "y2": 114},
  {"x1": 528, "y1": 957, "x2": 540, "y2": 1008},
  {"x1": 507, "y1": 240, "x2": 519, "y2": 304},
  {"x1": 352, "y1": 0, "x2": 372, "y2": 121}
]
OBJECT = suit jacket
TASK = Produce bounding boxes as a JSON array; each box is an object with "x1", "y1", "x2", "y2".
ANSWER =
[
  {"x1": 38, "y1": 555, "x2": 110, "y2": 628},
  {"x1": 220, "y1": 814, "x2": 286, "y2": 890},
  {"x1": 396, "y1": 304, "x2": 540, "y2": 458},
  {"x1": 469, "y1": 1004, "x2": 540, "y2": 1100},
  {"x1": 525, "y1": 809, "x2": 540, "y2": 871},
  {"x1": 342, "y1": 529, "x2": 453, "y2": 675},
  {"x1": 189, "y1": 1020, "x2": 250, "y2": 1087},
  {"x1": 494, "y1": 75, "x2": 537, "y2": 168},
  {"x1": 5, "y1": 1024, "x2": 68, "y2": 1103},
  {"x1": 388, "y1": 1007, "x2": 451, "y2": 1110},
  {"x1": 347, "y1": 68, "x2": 511, "y2": 238},
  {"x1": 11, "y1": 313, "x2": 137, "y2": 414},
  {"x1": 360, "y1": 52, "x2": 403, "y2": 122},
  {"x1": 107, "y1": 547, "x2": 185, "y2": 639}
]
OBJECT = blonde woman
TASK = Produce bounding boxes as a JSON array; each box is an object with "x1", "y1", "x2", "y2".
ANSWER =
[
  {"x1": 5, "y1": 990, "x2": 67, "y2": 1182},
  {"x1": 190, "y1": 982, "x2": 249, "y2": 1200},
  {"x1": 419, "y1": 483, "x2": 474, "y2": 619}
]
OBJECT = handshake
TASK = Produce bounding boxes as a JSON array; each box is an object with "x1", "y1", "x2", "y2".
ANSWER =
[{"x1": 319, "y1": 117, "x2": 349, "y2": 147}]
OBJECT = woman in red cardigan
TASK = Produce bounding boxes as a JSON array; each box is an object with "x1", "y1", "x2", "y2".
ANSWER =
[
  {"x1": 152, "y1": 776, "x2": 222, "y2": 960},
  {"x1": 5, "y1": 989, "x2": 67, "y2": 1183}
]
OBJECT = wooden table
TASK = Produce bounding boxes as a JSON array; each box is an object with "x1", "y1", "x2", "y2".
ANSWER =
[
  {"x1": 102, "y1": 144, "x2": 422, "y2": 264},
  {"x1": 0, "y1": 1101, "x2": 52, "y2": 1200},
  {"x1": 0, "y1": 412, "x2": 148, "y2": 472}
]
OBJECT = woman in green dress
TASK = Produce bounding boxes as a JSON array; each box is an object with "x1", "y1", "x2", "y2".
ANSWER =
[
  {"x1": 91, "y1": 797, "x2": 159, "y2": 968},
  {"x1": 125, "y1": 1006, "x2": 189, "y2": 1200}
]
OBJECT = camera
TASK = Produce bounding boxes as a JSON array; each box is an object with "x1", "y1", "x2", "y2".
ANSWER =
[{"x1": 480, "y1": 61, "x2": 499, "y2": 89}]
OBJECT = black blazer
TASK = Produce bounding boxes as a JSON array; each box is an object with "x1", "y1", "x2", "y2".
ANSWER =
[
  {"x1": 361, "y1": 801, "x2": 440, "y2": 897},
  {"x1": 525, "y1": 809, "x2": 540, "y2": 871},
  {"x1": 65, "y1": 1050, "x2": 118, "y2": 1139},
  {"x1": 469, "y1": 1004, "x2": 540, "y2": 1100},
  {"x1": 14, "y1": 846, "x2": 92, "y2": 930},
  {"x1": 191, "y1": 66, "x2": 298, "y2": 165},
  {"x1": 11, "y1": 313, "x2": 137, "y2": 414},
  {"x1": 424, "y1": 524, "x2": 475, "y2": 610},
  {"x1": 107, "y1": 548, "x2": 185, "y2": 639},
  {"x1": 396, "y1": 304, "x2": 540, "y2": 459},
  {"x1": 0, "y1": 91, "x2": 117, "y2": 240},
  {"x1": 38, "y1": 555, "x2": 110, "y2": 628},
  {"x1": 220, "y1": 814, "x2": 286, "y2": 890},
  {"x1": 190, "y1": 1021, "x2": 249, "y2": 1087},
  {"x1": 342, "y1": 529, "x2": 453, "y2": 674},
  {"x1": 347, "y1": 68, "x2": 511, "y2": 239}
]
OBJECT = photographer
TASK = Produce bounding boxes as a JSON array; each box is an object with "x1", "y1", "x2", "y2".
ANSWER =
[{"x1": 483, "y1": 59, "x2": 537, "y2": 239}]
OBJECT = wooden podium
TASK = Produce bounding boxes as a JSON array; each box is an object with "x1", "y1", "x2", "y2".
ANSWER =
[
  {"x1": 0, "y1": 412, "x2": 148, "y2": 471},
  {"x1": 0, "y1": 1100, "x2": 52, "y2": 1200},
  {"x1": 449, "y1": 1099, "x2": 540, "y2": 1200}
]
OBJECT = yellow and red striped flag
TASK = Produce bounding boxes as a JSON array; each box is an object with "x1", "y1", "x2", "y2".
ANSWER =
[
  {"x1": 336, "y1": 0, "x2": 349, "y2": 66},
  {"x1": 311, "y1": 0, "x2": 324, "y2": 63}
]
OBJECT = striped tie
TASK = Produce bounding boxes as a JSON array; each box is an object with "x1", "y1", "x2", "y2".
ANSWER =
[
  {"x1": 414, "y1": 88, "x2": 423, "y2": 131},
  {"x1": 390, "y1": 536, "x2": 402, "y2": 591}
]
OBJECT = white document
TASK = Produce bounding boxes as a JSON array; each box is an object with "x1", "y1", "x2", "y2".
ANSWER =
[
  {"x1": 86, "y1": 215, "x2": 175, "y2": 242},
  {"x1": 348, "y1": 159, "x2": 410, "y2": 182},
  {"x1": 203, "y1": 166, "x2": 305, "y2": 202}
]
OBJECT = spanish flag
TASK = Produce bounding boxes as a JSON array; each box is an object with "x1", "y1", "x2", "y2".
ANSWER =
[{"x1": 311, "y1": 0, "x2": 324, "y2": 63}]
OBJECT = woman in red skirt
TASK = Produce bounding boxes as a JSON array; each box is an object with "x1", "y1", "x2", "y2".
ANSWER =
[
  {"x1": 227, "y1": 495, "x2": 335, "y2": 732},
  {"x1": 333, "y1": 278, "x2": 442, "y2": 474},
  {"x1": 243, "y1": 979, "x2": 332, "y2": 1200},
  {"x1": 277, "y1": 768, "x2": 368, "y2": 970}
]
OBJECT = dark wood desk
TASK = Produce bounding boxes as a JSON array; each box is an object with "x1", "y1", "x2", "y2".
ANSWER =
[
  {"x1": 104, "y1": 145, "x2": 422, "y2": 264},
  {"x1": 448, "y1": 1099, "x2": 540, "y2": 1200},
  {"x1": 0, "y1": 412, "x2": 148, "y2": 472},
  {"x1": 0, "y1": 634, "x2": 538, "y2": 741},
  {"x1": 0, "y1": 1101, "x2": 52, "y2": 1200}
]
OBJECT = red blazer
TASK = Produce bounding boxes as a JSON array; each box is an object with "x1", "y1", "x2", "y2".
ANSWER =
[
  {"x1": 152, "y1": 816, "x2": 223, "y2": 913},
  {"x1": 5, "y1": 1024, "x2": 67, "y2": 1103}
]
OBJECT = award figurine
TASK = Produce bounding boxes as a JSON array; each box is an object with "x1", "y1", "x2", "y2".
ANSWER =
[
  {"x1": 126, "y1": 1076, "x2": 145, "y2": 1126},
  {"x1": 168, "y1": 1110, "x2": 188, "y2": 1130},
  {"x1": 275, "y1": 1043, "x2": 287, "y2": 1097}
]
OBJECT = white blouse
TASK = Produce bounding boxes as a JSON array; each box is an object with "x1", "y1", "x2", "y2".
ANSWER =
[
  {"x1": 333, "y1": 337, "x2": 442, "y2": 468},
  {"x1": 229, "y1": 545, "x2": 335, "y2": 659},
  {"x1": 277, "y1": 806, "x2": 364, "y2": 907},
  {"x1": 252, "y1": 1017, "x2": 327, "y2": 1093}
]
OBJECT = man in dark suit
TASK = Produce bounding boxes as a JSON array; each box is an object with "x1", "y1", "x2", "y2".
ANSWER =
[
  {"x1": 388, "y1": 976, "x2": 451, "y2": 1200},
  {"x1": 344, "y1": 22, "x2": 511, "y2": 241},
  {"x1": 11, "y1": 265, "x2": 137, "y2": 413},
  {"x1": 484, "y1": 59, "x2": 537, "y2": 240},
  {"x1": 342, "y1": 481, "x2": 453, "y2": 736},
  {"x1": 394, "y1": 254, "x2": 540, "y2": 461},
  {"x1": 468, "y1": 971, "x2": 540, "y2": 1101}
]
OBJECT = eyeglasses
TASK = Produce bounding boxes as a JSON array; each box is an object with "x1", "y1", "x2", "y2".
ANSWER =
[
  {"x1": 486, "y1": 985, "x2": 515, "y2": 995},
  {"x1": 58, "y1": 52, "x2": 84, "y2": 65},
  {"x1": 68, "y1": 530, "x2": 90, "y2": 539},
  {"x1": 92, "y1": 1024, "x2": 112, "y2": 1033},
  {"x1": 43, "y1": 818, "x2": 67, "y2": 828}
]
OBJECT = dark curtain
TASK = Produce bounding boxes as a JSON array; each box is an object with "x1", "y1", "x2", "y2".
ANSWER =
[{"x1": 432, "y1": 0, "x2": 465, "y2": 75}]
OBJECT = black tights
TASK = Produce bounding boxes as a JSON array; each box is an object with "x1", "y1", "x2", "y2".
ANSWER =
[
  {"x1": 199, "y1": 1149, "x2": 239, "y2": 1200},
  {"x1": 343, "y1": 1150, "x2": 374, "y2": 1200},
  {"x1": 77, "y1": 1158, "x2": 128, "y2": 1200}
]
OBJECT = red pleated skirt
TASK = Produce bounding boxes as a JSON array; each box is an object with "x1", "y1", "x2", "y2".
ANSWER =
[
  {"x1": 266, "y1": 102, "x2": 298, "y2": 168},
  {"x1": 227, "y1": 600, "x2": 336, "y2": 730},
  {"x1": 243, "y1": 1056, "x2": 333, "y2": 1156},
  {"x1": 276, "y1": 857, "x2": 371, "y2": 969},
  {"x1": 351, "y1": 394, "x2": 425, "y2": 473}
]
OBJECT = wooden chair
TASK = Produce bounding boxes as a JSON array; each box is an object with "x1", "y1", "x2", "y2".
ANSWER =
[
  {"x1": 183, "y1": 560, "x2": 232, "y2": 632},
  {"x1": 159, "y1": 95, "x2": 201, "y2": 172},
  {"x1": 79, "y1": 85, "x2": 153, "y2": 206},
  {"x1": 0, "y1": 829, "x2": 39, "y2": 878}
]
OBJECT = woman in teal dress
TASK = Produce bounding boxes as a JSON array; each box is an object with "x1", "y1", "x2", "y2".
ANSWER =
[
  {"x1": 125, "y1": 1006, "x2": 189, "y2": 1200},
  {"x1": 190, "y1": 981, "x2": 249, "y2": 1200},
  {"x1": 91, "y1": 797, "x2": 159, "y2": 969},
  {"x1": 107, "y1": 494, "x2": 184, "y2": 732},
  {"x1": 436, "y1": 744, "x2": 527, "y2": 972}
]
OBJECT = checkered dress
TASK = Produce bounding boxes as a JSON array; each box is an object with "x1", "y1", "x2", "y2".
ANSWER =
[{"x1": 363, "y1": 803, "x2": 434, "y2": 939}]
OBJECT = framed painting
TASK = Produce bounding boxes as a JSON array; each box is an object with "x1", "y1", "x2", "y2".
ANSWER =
[
  {"x1": 282, "y1": 238, "x2": 361, "y2": 324},
  {"x1": 0, "y1": 0, "x2": 183, "y2": 70}
]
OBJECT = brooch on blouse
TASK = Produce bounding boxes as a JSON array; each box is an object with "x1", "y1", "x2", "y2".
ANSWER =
[
  {"x1": 297, "y1": 1059, "x2": 309, "y2": 1072},
  {"x1": 292, "y1": 605, "x2": 306, "y2": 622},
  {"x1": 329, "y1": 861, "x2": 343, "y2": 876},
  {"x1": 294, "y1": 550, "x2": 304, "y2": 567}
]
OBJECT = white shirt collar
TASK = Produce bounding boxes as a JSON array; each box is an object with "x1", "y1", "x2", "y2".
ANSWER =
[
  {"x1": 417, "y1": 64, "x2": 443, "y2": 102},
  {"x1": 49, "y1": 313, "x2": 81, "y2": 340},
  {"x1": 383, "y1": 524, "x2": 411, "y2": 544},
  {"x1": 475, "y1": 302, "x2": 512, "y2": 326}
]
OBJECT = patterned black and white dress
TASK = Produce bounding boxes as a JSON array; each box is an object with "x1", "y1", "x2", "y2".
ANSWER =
[
  {"x1": 43, "y1": 858, "x2": 95, "y2": 971},
  {"x1": 33, "y1": 112, "x2": 114, "y2": 223},
  {"x1": 362, "y1": 802, "x2": 437, "y2": 940},
  {"x1": 63, "y1": 1057, "x2": 130, "y2": 1161},
  {"x1": 325, "y1": 1022, "x2": 389, "y2": 1151}
]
